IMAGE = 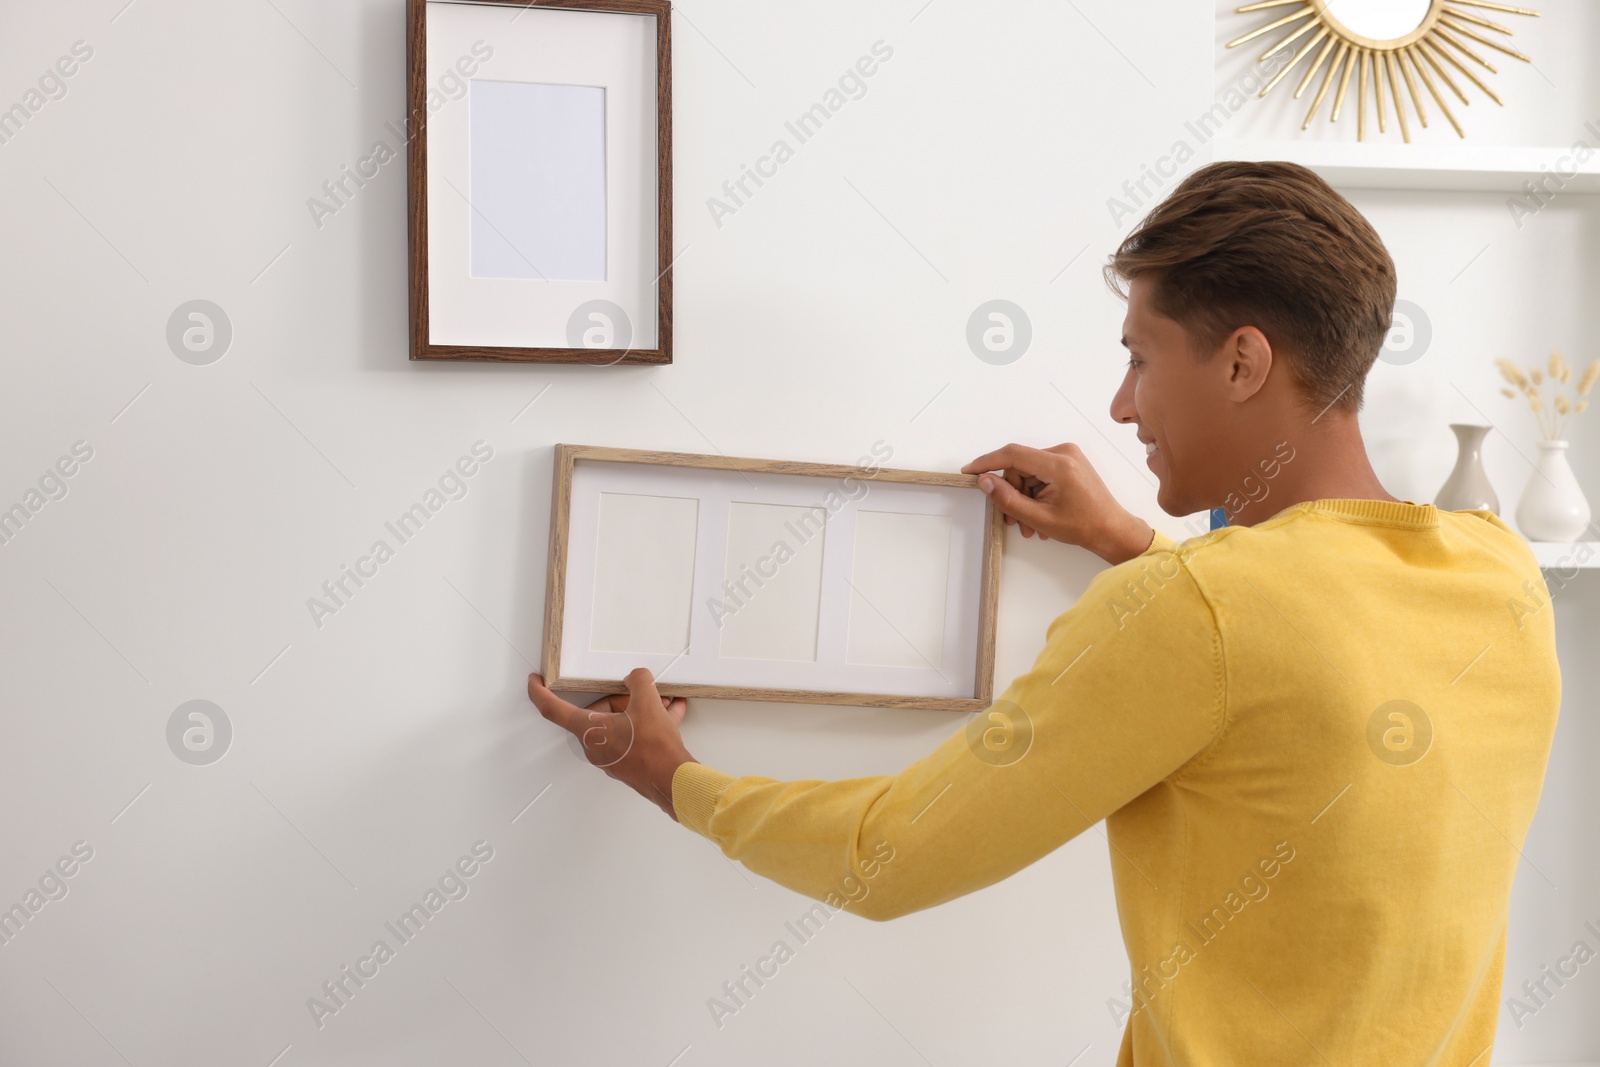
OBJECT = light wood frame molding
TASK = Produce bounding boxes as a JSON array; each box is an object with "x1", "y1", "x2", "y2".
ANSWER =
[
  {"x1": 406, "y1": 0, "x2": 673, "y2": 364},
  {"x1": 543, "y1": 444, "x2": 1004, "y2": 711}
]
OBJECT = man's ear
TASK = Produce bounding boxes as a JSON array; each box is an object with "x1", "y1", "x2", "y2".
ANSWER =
[{"x1": 1224, "y1": 326, "x2": 1273, "y2": 402}]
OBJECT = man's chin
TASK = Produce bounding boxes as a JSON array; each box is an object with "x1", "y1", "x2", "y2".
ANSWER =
[
  {"x1": 1155, "y1": 485, "x2": 1209, "y2": 523},
  {"x1": 1154, "y1": 481, "x2": 1181, "y2": 517}
]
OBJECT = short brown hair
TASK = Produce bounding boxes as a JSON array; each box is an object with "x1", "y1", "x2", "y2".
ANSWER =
[{"x1": 1105, "y1": 160, "x2": 1396, "y2": 415}]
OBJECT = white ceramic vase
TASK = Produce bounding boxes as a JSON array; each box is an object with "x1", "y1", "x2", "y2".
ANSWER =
[{"x1": 1515, "y1": 440, "x2": 1592, "y2": 542}]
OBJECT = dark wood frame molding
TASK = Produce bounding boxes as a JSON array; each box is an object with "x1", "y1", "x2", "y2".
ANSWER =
[{"x1": 406, "y1": 0, "x2": 673, "y2": 364}]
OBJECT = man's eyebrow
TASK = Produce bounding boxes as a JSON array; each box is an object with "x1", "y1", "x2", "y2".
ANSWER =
[{"x1": 1120, "y1": 335, "x2": 1132, "y2": 349}]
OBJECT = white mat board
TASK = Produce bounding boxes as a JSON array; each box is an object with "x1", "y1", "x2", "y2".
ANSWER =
[{"x1": 560, "y1": 461, "x2": 988, "y2": 700}]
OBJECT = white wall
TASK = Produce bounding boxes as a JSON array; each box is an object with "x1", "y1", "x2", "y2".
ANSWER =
[{"x1": 0, "y1": 1, "x2": 1594, "y2": 1065}]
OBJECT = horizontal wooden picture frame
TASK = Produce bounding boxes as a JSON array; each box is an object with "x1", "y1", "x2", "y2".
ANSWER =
[
  {"x1": 543, "y1": 445, "x2": 1004, "y2": 711},
  {"x1": 407, "y1": 0, "x2": 672, "y2": 364}
]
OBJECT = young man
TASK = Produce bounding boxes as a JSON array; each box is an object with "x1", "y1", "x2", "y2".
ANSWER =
[{"x1": 528, "y1": 161, "x2": 1561, "y2": 1065}]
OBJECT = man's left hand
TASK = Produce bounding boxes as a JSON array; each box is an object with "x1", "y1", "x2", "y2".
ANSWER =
[{"x1": 527, "y1": 668, "x2": 695, "y2": 821}]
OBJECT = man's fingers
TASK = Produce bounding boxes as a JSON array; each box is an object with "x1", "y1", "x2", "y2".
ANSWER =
[
  {"x1": 978, "y1": 472, "x2": 1051, "y2": 528},
  {"x1": 535, "y1": 669, "x2": 682, "y2": 746},
  {"x1": 623, "y1": 669, "x2": 688, "y2": 726},
  {"x1": 527, "y1": 673, "x2": 586, "y2": 733},
  {"x1": 962, "y1": 443, "x2": 1047, "y2": 479},
  {"x1": 623, "y1": 666, "x2": 665, "y2": 713},
  {"x1": 585, "y1": 693, "x2": 630, "y2": 715}
]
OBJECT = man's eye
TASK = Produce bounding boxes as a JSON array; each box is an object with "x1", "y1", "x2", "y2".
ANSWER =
[{"x1": 1126, "y1": 358, "x2": 1141, "y2": 369}]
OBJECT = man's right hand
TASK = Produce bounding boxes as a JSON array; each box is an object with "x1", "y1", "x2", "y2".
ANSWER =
[{"x1": 962, "y1": 442, "x2": 1155, "y2": 566}]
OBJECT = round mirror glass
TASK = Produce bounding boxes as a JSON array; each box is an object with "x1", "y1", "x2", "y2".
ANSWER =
[{"x1": 1322, "y1": 0, "x2": 1433, "y2": 40}]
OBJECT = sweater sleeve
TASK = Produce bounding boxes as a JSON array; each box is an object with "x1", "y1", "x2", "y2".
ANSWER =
[{"x1": 670, "y1": 543, "x2": 1227, "y2": 922}]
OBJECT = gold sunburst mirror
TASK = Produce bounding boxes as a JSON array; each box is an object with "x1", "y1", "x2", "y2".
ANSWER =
[{"x1": 1228, "y1": 0, "x2": 1539, "y2": 141}]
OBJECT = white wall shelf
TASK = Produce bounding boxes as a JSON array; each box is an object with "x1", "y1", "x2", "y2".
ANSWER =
[
  {"x1": 1526, "y1": 540, "x2": 1600, "y2": 570},
  {"x1": 1210, "y1": 139, "x2": 1600, "y2": 195},
  {"x1": 1210, "y1": 0, "x2": 1600, "y2": 194}
]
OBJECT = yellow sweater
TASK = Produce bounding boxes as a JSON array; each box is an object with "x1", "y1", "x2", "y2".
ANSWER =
[{"x1": 672, "y1": 498, "x2": 1562, "y2": 1065}]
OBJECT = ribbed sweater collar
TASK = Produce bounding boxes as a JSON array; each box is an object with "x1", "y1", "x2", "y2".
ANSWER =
[{"x1": 1277, "y1": 498, "x2": 1442, "y2": 529}]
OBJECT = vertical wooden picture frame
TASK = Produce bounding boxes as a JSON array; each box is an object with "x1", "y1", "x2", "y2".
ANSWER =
[
  {"x1": 544, "y1": 445, "x2": 1005, "y2": 711},
  {"x1": 407, "y1": 0, "x2": 673, "y2": 364}
]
